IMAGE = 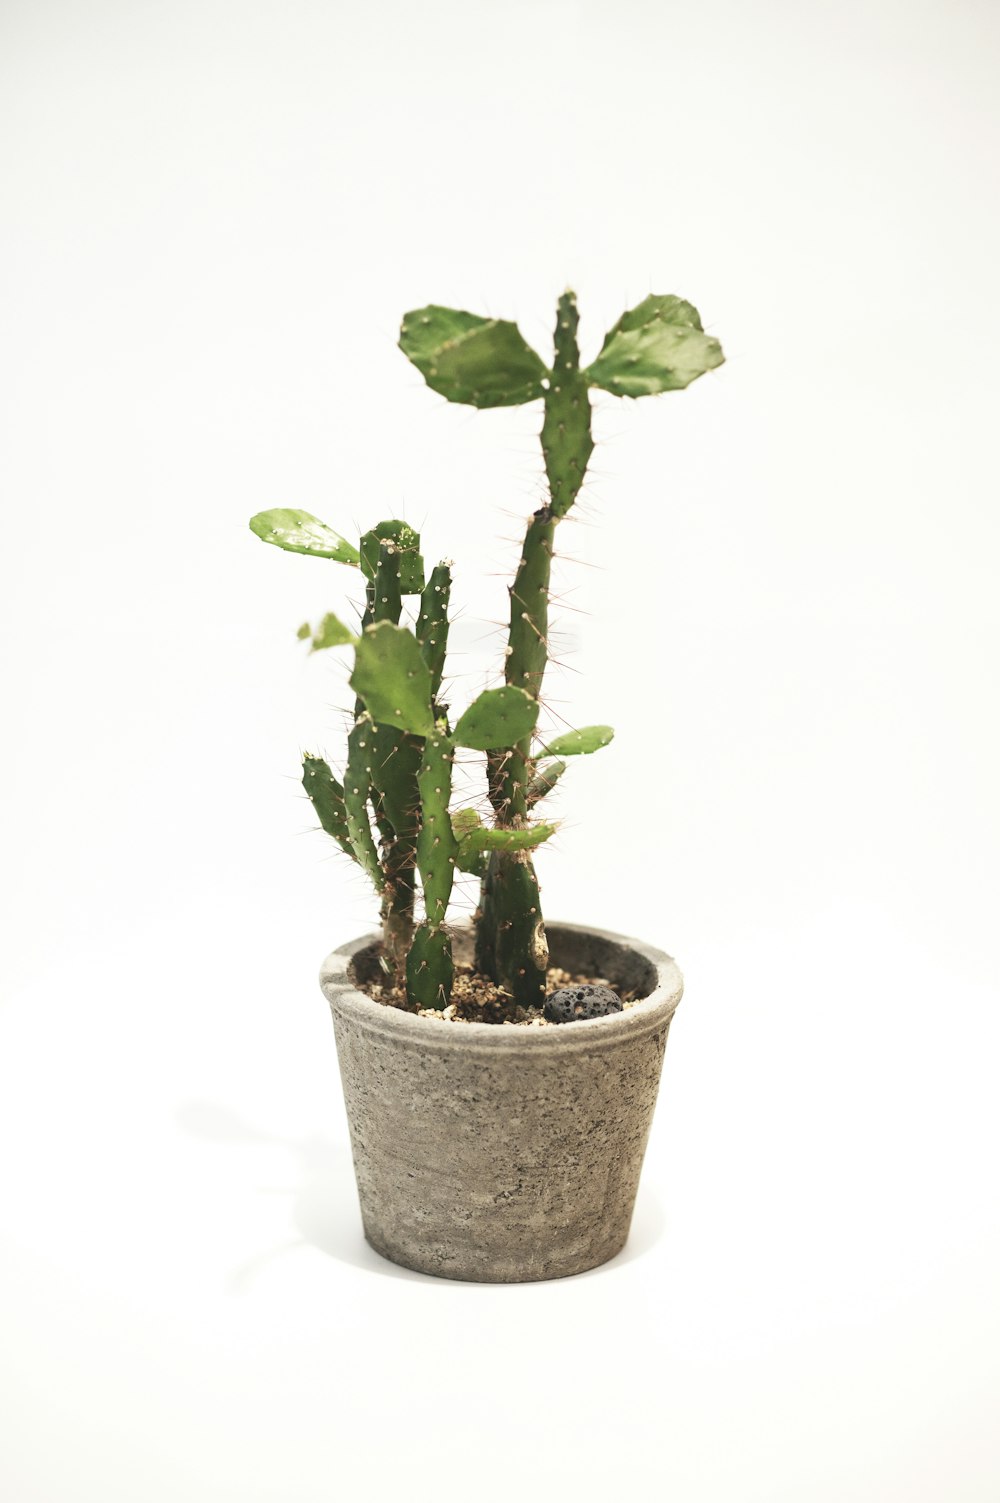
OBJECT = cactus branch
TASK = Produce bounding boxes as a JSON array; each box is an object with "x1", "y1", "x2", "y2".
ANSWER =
[
  {"x1": 407, "y1": 727, "x2": 458, "y2": 1009},
  {"x1": 301, "y1": 755, "x2": 355, "y2": 861},
  {"x1": 415, "y1": 730, "x2": 458, "y2": 930},
  {"x1": 541, "y1": 292, "x2": 594, "y2": 518},
  {"x1": 344, "y1": 716, "x2": 385, "y2": 895},
  {"x1": 415, "y1": 563, "x2": 452, "y2": 703},
  {"x1": 527, "y1": 758, "x2": 567, "y2": 806}
]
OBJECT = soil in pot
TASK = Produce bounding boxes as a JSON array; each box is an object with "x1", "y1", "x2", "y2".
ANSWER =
[{"x1": 353, "y1": 951, "x2": 641, "y2": 1026}]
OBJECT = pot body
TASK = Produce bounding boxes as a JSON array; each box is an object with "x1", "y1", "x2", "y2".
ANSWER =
[{"x1": 320, "y1": 921, "x2": 683, "y2": 1283}]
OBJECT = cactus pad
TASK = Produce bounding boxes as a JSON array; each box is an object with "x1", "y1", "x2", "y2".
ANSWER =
[
  {"x1": 453, "y1": 686, "x2": 539, "y2": 750},
  {"x1": 350, "y1": 621, "x2": 435, "y2": 736},
  {"x1": 586, "y1": 294, "x2": 724, "y2": 397},
  {"x1": 539, "y1": 725, "x2": 614, "y2": 757},
  {"x1": 457, "y1": 821, "x2": 556, "y2": 860},
  {"x1": 249, "y1": 509, "x2": 360, "y2": 564},
  {"x1": 399, "y1": 306, "x2": 548, "y2": 408}
]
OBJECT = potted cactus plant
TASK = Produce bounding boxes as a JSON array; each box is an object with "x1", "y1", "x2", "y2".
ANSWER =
[{"x1": 251, "y1": 290, "x2": 724, "y2": 1281}]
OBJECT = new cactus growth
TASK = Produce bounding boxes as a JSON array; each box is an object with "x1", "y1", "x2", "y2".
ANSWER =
[{"x1": 251, "y1": 289, "x2": 722, "y2": 1014}]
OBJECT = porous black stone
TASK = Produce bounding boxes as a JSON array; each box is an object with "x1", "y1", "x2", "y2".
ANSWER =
[{"x1": 543, "y1": 983, "x2": 623, "y2": 1025}]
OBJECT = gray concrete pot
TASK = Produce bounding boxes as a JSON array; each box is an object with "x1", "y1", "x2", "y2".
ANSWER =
[{"x1": 319, "y1": 920, "x2": 683, "y2": 1283}]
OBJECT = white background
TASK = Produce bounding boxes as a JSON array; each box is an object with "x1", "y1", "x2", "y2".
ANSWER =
[{"x1": 2, "y1": 1, "x2": 999, "y2": 1497}]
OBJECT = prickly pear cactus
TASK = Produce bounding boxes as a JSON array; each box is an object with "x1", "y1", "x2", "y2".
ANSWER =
[{"x1": 251, "y1": 286, "x2": 723, "y2": 1017}]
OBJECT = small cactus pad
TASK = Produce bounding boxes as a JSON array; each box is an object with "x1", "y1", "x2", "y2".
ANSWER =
[
  {"x1": 457, "y1": 821, "x2": 556, "y2": 860},
  {"x1": 360, "y1": 520, "x2": 425, "y2": 594},
  {"x1": 302, "y1": 612, "x2": 356, "y2": 651},
  {"x1": 527, "y1": 758, "x2": 567, "y2": 805},
  {"x1": 539, "y1": 725, "x2": 614, "y2": 757},
  {"x1": 585, "y1": 294, "x2": 724, "y2": 398},
  {"x1": 350, "y1": 621, "x2": 435, "y2": 737},
  {"x1": 543, "y1": 984, "x2": 623, "y2": 1024},
  {"x1": 453, "y1": 685, "x2": 539, "y2": 750},
  {"x1": 399, "y1": 306, "x2": 548, "y2": 408},
  {"x1": 249, "y1": 509, "x2": 360, "y2": 564}
]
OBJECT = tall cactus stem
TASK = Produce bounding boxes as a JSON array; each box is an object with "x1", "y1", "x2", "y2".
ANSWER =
[{"x1": 476, "y1": 293, "x2": 594, "y2": 1004}]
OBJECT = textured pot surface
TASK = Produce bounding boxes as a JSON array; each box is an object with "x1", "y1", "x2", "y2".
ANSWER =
[{"x1": 320, "y1": 921, "x2": 683, "y2": 1283}]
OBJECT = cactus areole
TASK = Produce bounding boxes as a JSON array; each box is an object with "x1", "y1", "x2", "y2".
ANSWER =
[{"x1": 251, "y1": 290, "x2": 723, "y2": 1014}]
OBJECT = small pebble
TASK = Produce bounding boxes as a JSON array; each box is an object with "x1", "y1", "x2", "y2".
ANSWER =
[{"x1": 543, "y1": 983, "x2": 623, "y2": 1024}]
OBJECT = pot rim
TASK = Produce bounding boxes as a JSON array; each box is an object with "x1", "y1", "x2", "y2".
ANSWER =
[{"x1": 319, "y1": 919, "x2": 683, "y2": 1053}]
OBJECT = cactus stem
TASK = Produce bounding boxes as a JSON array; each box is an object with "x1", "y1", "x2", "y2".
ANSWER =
[{"x1": 477, "y1": 291, "x2": 595, "y2": 1005}]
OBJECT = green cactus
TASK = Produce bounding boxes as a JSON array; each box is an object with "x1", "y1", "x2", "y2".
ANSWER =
[
  {"x1": 398, "y1": 288, "x2": 720, "y2": 1004},
  {"x1": 252, "y1": 287, "x2": 722, "y2": 1019}
]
